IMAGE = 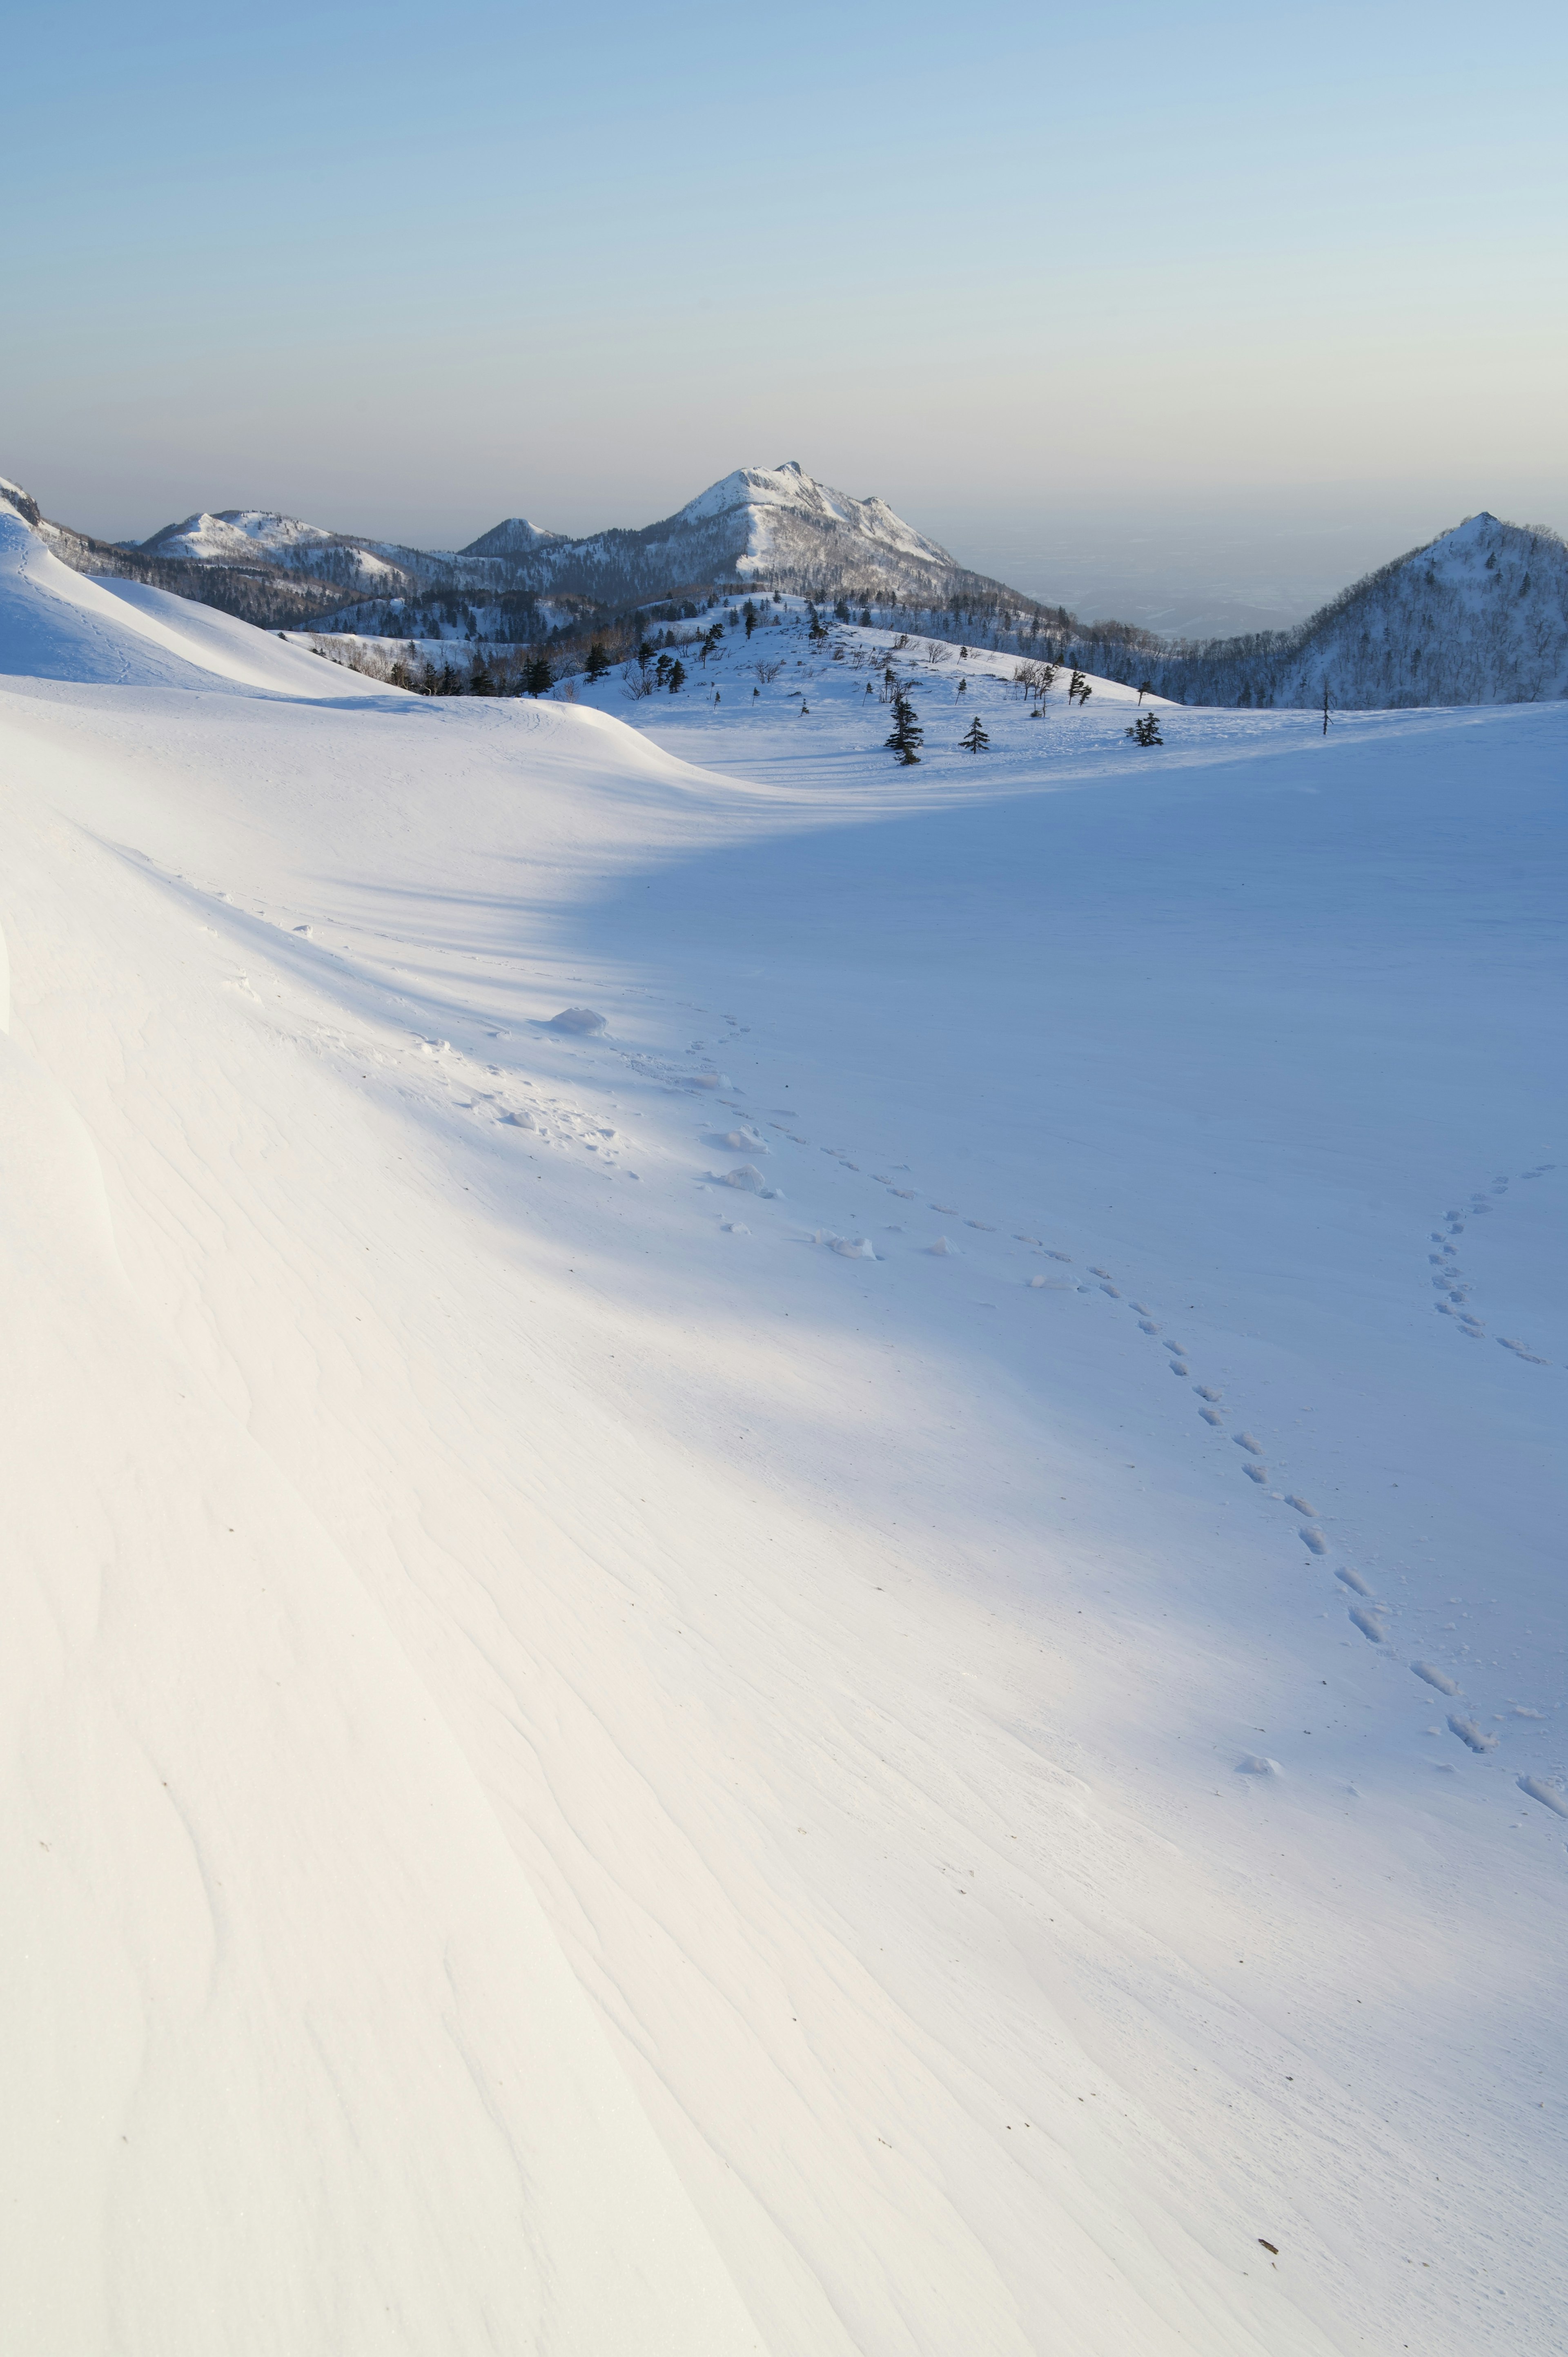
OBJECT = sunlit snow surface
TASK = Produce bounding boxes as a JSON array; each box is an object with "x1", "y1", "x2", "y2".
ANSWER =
[{"x1": 1, "y1": 515, "x2": 1564, "y2": 2354}]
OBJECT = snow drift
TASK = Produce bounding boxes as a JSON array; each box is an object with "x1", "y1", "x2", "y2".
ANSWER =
[{"x1": 0, "y1": 489, "x2": 1562, "y2": 2355}]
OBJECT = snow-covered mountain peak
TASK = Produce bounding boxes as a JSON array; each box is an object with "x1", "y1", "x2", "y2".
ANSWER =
[
  {"x1": 140, "y1": 509, "x2": 344, "y2": 562},
  {"x1": 459, "y1": 516, "x2": 566, "y2": 558},
  {"x1": 668, "y1": 461, "x2": 954, "y2": 573}
]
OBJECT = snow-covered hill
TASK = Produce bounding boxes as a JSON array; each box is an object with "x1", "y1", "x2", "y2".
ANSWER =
[
  {"x1": 450, "y1": 460, "x2": 998, "y2": 608},
  {"x1": 1, "y1": 486, "x2": 1563, "y2": 2354},
  {"x1": 13, "y1": 460, "x2": 1568, "y2": 705},
  {"x1": 1066, "y1": 513, "x2": 1568, "y2": 709},
  {"x1": 137, "y1": 506, "x2": 440, "y2": 597},
  {"x1": 1270, "y1": 511, "x2": 1568, "y2": 705},
  {"x1": 105, "y1": 463, "x2": 1044, "y2": 626},
  {"x1": 460, "y1": 514, "x2": 568, "y2": 557}
]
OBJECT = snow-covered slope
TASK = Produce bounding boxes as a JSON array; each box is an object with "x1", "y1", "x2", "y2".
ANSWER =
[
  {"x1": 120, "y1": 464, "x2": 1013, "y2": 613},
  {"x1": 137, "y1": 507, "x2": 439, "y2": 595},
  {"x1": 665, "y1": 460, "x2": 955, "y2": 573},
  {"x1": 1071, "y1": 513, "x2": 1568, "y2": 709},
  {"x1": 0, "y1": 489, "x2": 357, "y2": 697},
  {"x1": 1270, "y1": 511, "x2": 1568, "y2": 705},
  {"x1": 460, "y1": 514, "x2": 568, "y2": 557},
  {"x1": 444, "y1": 462, "x2": 986, "y2": 608},
  {"x1": 0, "y1": 501, "x2": 1564, "y2": 2355}
]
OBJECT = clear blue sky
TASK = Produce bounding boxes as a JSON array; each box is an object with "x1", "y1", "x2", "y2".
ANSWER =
[{"x1": 3, "y1": 0, "x2": 1563, "y2": 623}]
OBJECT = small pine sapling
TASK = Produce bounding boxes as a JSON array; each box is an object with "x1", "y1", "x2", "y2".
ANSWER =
[
  {"x1": 584, "y1": 642, "x2": 611, "y2": 684},
  {"x1": 1126, "y1": 709, "x2": 1163, "y2": 745},
  {"x1": 668, "y1": 659, "x2": 686, "y2": 694},
  {"x1": 960, "y1": 715, "x2": 989, "y2": 753},
  {"x1": 885, "y1": 690, "x2": 923, "y2": 764}
]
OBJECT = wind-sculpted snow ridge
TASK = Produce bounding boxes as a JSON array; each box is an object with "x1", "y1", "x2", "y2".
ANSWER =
[{"x1": 0, "y1": 517, "x2": 1564, "y2": 2356}]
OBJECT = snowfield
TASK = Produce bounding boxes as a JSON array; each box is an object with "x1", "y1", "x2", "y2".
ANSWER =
[{"x1": 1, "y1": 501, "x2": 1564, "y2": 2355}]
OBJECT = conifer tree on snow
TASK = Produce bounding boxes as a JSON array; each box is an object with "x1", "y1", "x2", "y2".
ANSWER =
[
  {"x1": 1126, "y1": 709, "x2": 1163, "y2": 745},
  {"x1": 524, "y1": 651, "x2": 553, "y2": 697},
  {"x1": 960, "y1": 714, "x2": 989, "y2": 752},
  {"x1": 1068, "y1": 665, "x2": 1088, "y2": 705},
  {"x1": 885, "y1": 690, "x2": 922, "y2": 764},
  {"x1": 584, "y1": 641, "x2": 612, "y2": 684},
  {"x1": 470, "y1": 651, "x2": 493, "y2": 696},
  {"x1": 668, "y1": 659, "x2": 687, "y2": 694}
]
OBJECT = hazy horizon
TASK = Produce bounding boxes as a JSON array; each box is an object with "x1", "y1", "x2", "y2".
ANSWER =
[
  {"x1": 4, "y1": 0, "x2": 1563, "y2": 637},
  {"x1": 18, "y1": 463, "x2": 1555, "y2": 641}
]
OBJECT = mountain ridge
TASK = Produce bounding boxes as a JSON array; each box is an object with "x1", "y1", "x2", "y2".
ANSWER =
[{"x1": 6, "y1": 466, "x2": 1564, "y2": 707}]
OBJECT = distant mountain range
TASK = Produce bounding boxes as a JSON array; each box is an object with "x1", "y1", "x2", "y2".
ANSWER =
[
  {"x1": 128, "y1": 462, "x2": 1041, "y2": 625},
  {"x1": 6, "y1": 463, "x2": 1564, "y2": 707}
]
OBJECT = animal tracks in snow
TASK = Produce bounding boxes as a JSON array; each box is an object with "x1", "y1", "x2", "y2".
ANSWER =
[
  {"x1": 1424, "y1": 1166, "x2": 1558, "y2": 1367},
  {"x1": 540, "y1": 982, "x2": 1559, "y2": 1838}
]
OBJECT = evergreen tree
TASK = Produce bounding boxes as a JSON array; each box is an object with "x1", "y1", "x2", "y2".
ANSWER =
[
  {"x1": 859, "y1": 607, "x2": 872, "y2": 627},
  {"x1": 470, "y1": 651, "x2": 493, "y2": 696},
  {"x1": 438, "y1": 660, "x2": 460, "y2": 696},
  {"x1": 885, "y1": 690, "x2": 922, "y2": 764},
  {"x1": 1068, "y1": 665, "x2": 1087, "y2": 704},
  {"x1": 1126, "y1": 710, "x2": 1163, "y2": 745},
  {"x1": 960, "y1": 715, "x2": 989, "y2": 752},
  {"x1": 1136, "y1": 679, "x2": 1153, "y2": 703},
  {"x1": 834, "y1": 598, "x2": 851, "y2": 622},
  {"x1": 957, "y1": 676, "x2": 967, "y2": 694},
  {"x1": 743, "y1": 601, "x2": 757, "y2": 638},
  {"x1": 524, "y1": 651, "x2": 553, "y2": 697},
  {"x1": 668, "y1": 659, "x2": 686, "y2": 694},
  {"x1": 584, "y1": 641, "x2": 612, "y2": 684}
]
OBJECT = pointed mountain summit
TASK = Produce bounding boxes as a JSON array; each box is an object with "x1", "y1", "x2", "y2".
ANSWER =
[
  {"x1": 459, "y1": 460, "x2": 978, "y2": 606},
  {"x1": 459, "y1": 517, "x2": 567, "y2": 557}
]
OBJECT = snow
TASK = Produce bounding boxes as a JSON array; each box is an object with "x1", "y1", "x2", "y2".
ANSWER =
[
  {"x1": 0, "y1": 529, "x2": 1564, "y2": 2353},
  {"x1": 670, "y1": 463, "x2": 954, "y2": 574},
  {"x1": 140, "y1": 508, "x2": 344, "y2": 560},
  {"x1": 0, "y1": 499, "x2": 355, "y2": 696}
]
